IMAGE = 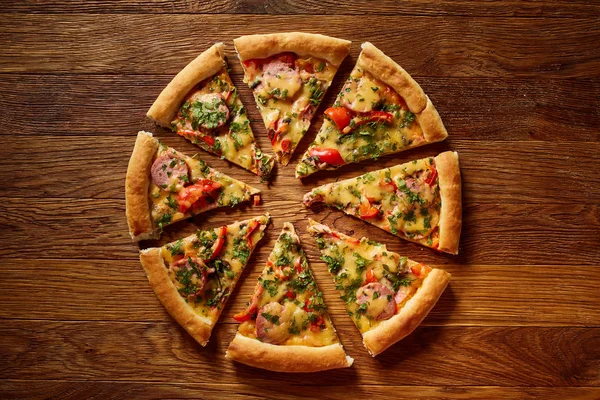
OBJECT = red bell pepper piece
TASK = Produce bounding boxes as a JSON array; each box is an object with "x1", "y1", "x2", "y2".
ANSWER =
[
  {"x1": 177, "y1": 129, "x2": 215, "y2": 147},
  {"x1": 365, "y1": 269, "x2": 378, "y2": 284},
  {"x1": 324, "y1": 107, "x2": 353, "y2": 131},
  {"x1": 359, "y1": 198, "x2": 380, "y2": 219},
  {"x1": 177, "y1": 179, "x2": 223, "y2": 213},
  {"x1": 308, "y1": 147, "x2": 345, "y2": 166},
  {"x1": 205, "y1": 226, "x2": 227, "y2": 261},
  {"x1": 425, "y1": 166, "x2": 438, "y2": 186},
  {"x1": 233, "y1": 285, "x2": 263, "y2": 322},
  {"x1": 244, "y1": 219, "x2": 261, "y2": 247},
  {"x1": 280, "y1": 138, "x2": 291, "y2": 153}
]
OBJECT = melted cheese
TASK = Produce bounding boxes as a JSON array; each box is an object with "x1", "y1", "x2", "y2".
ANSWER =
[{"x1": 159, "y1": 216, "x2": 268, "y2": 322}]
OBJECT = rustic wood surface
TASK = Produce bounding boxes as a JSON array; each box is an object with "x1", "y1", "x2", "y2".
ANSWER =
[{"x1": 0, "y1": 1, "x2": 599, "y2": 399}]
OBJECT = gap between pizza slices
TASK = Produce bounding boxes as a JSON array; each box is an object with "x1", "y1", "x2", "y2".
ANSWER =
[
  {"x1": 125, "y1": 131, "x2": 261, "y2": 242},
  {"x1": 234, "y1": 32, "x2": 351, "y2": 166},
  {"x1": 147, "y1": 43, "x2": 275, "y2": 180},
  {"x1": 296, "y1": 42, "x2": 448, "y2": 178},
  {"x1": 304, "y1": 151, "x2": 462, "y2": 255},
  {"x1": 226, "y1": 222, "x2": 353, "y2": 372},
  {"x1": 139, "y1": 214, "x2": 270, "y2": 346},
  {"x1": 307, "y1": 220, "x2": 451, "y2": 356}
]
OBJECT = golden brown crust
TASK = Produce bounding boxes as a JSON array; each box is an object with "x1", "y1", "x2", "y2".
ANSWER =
[
  {"x1": 357, "y1": 42, "x2": 427, "y2": 113},
  {"x1": 139, "y1": 248, "x2": 213, "y2": 346},
  {"x1": 147, "y1": 43, "x2": 226, "y2": 127},
  {"x1": 436, "y1": 151, "x2": 462, "y2": 254},
  {"x1": 234, "y1": 32, "x2": 351, "y2": 66},
  {"x1": 417, "y1": 96, "x2": 448, "y2": 143},
  {"x1": 226, "y1": 333, "x2": 353, "y2": 372},
  {"x1": 362, "y1": 268, "x2": 451, "y2": 356},
  {"x1": 125, "y1": 131, "x2": 158, "y2": 241}
]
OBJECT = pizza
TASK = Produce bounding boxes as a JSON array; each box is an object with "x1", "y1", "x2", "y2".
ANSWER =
[
  {"x1": 234, "y1": 32, "x2": 351, "y2": 165},
  {"x1": 304, "y1": 151, "x2": 462, "y2": 254},
  {"x1": 125, "y1": 131, "x2": 261, "y2": 241},
  {"x1": 139, "y1": 214, "x2": 270, "y2": 346},
  {"x1": 147, "y1": 43, "x2": 275, "y2": 180},
  {"x1": 307, "y1": 220, "x2": 451, "y2": 356},
  {"x1": 226, "y1": 222, "x2": 352, "y2": 372},
  {"x1": 296, "y1": 42, "x2": 447, "y2": 178}
]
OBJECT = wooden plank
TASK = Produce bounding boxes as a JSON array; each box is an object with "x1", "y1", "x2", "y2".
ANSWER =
[
  {"x1": 3, "y1": 0, "x2": 599, "y2": 18},
  {"x1": 1, "y1": 380, "x2": 599, "y2": 400},
  {"x1": 0, "y1": 197, "x2": 598, "y2": 265},
  {"x1": 2, "y1": 74, "x2": 599, "y2": 141},
  {"x1": 1, "y1": 15, "x2": 599, "y2": 78},
  {"x1": 1, "y1": 134, "x2": 599, "y2": 203},
  {"x1": 0, "y1": 320, "x2": 597, "y2": 386},
  {"x1": 0, "y1": 258, "x2": 598, "y2": 326}
]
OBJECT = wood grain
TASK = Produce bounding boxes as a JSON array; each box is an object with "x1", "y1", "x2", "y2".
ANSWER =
[
  {"x1": 1, "y1": 381, "x2": 599, "y2": 400},
  {"x1": 4, "y1": 0, "x2": 599, "y2": 18},
  {"x1": 0, "y1": 197, "x2": 598, "y2": 265},
  {"x1": 1, "y1": 14, "x2": 599, "y2": 78},
  {"x1": 1, "y1": 2, "x2": 599, "y2": 397},
  {"x1": 0, "y1": 320, "x2": 598, "y2": 386},
  {"x1": 2, "y1": 74, "x2": 599, "y2": 141},
  {"x1": 0, "y1": 258, "x2": 598, "y2": 327}
]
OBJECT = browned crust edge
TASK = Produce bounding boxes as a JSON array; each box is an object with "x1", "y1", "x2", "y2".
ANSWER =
[
  {"x1": 234, "y1": 32, "x2": 351, "y2": 66},
  {"x1": 147, "y1": 43, "x2": 226, "y2": 127},
  {"x1": 362, "y1": 268, "x2": 451, "y2": 356},
  {"x1": 125, "y1": 131, "x2": 159, "y2": 241},
  {"x1": 417, "y1": 96, "x2": 449, "y2": 143},
  {"x1": 139, "y1": 248, "x2": 213, "y2": 346},
  {"x1": 357, "y1": 42, "x2": 427, "y2": 113},
  {"x1": 435, "y1": 151, "x2": 462, "y2": 254},
  {"x1": 226, "y1": 333, "x2": 353, "y2": 372}
]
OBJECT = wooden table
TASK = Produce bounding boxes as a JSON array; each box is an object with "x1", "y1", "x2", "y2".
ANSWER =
[{"x1": 1, "y1": 1, "x2": 599, "y2": 399}]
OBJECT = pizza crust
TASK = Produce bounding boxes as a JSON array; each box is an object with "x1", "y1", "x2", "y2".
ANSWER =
[
  {"x1": 226, "y1": 333, "x2": 354, "y2": 372},
  {"x1": 435, "y1": 151, "x2": 462, "y2": 254},
  {"x1": 139, "y1": 247, "x2": 213, "y2": 346},
  {"x1": 234, "y1": 32, "x2": 351, "y2": 66},
  {"x1": 147, "y1": 43, "x2": 226, "y2": 127},
  {"x1": 416, "y1": 96, "x2": 448, "y2": 143},
  {"x1": 362, "y1": 268, "x2": 451, "y2": 356},
  {"x1": 125, "y1": 131, "x2": 158, "y2": 241},
  {"x1": 357, "y1": 42, "x2": 427, "y2": 113}
]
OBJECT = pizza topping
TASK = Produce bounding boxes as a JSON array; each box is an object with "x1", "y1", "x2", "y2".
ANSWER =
[
  {"x1": 151, "y1": 155, "x2": 189, "y2": 190},
  {"x1": 308, "y1": 147, "x2": 345, "y2": 166},
  {"x1": 234, "y1": 284, "x2": 263, "y2": 322},
  {"x1": 340, "y1": 72, "x2": 382, "y2": 113},
  {"x1": 324, "y1": 106, "x2": 353, "y2": 131},
  {"x1": 260, "y1": 54, "x2": 302, "y2": 100},
  {"x1": 356, "y1": 282, "x2": 396, "y2": 321},
  {"x1": 176, "y1": 179, "x2": 222, "y2": 213},
  {"x1": 170, "y1": 256, "x2": 210, "y2": 298}
]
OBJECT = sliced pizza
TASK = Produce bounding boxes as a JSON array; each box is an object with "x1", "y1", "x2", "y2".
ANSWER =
[
  {"x1": 304, "y1": 151, "x2": 462, "y2": 254},
  {"x1": 147, "y1": 43, "x2": 274, "y2": 180},
  {"x1": 139, "y1": 214, "x2": 270, "y2": 346},
  {"x1": 307, "y1": 220, "x2": 451, "y2": 356},
  {"x1": 226, "y1": 222, "x2": 353, "y2": 372},
  {"x1": 126, "y1": 131, "x2": 261, "y2": 242},
  {"x1": 296, "y1": 42, "x2": 448, "y2": 178},
  {"x1": 234, "y1": 32, "x2": 351, "y2": 165}
]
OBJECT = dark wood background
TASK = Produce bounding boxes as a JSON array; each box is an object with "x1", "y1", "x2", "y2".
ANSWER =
[{"x1": 1, "y1": 1, "x2": 599, "y2": 399}]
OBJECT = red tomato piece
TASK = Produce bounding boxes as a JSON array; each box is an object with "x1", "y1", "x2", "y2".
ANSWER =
[
  {"x1": 308, "y1": 147, "x2": 345, "y2": 166},
  {"x1": 177, "y1": 179, "x2": 223, "y2": 213},
  {"x1": 324, "y1": 107, "x2": 353, "y2": 131}
]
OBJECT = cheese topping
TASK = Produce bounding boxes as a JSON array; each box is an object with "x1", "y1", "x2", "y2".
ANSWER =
[
  {"x1": 148, "y1": 144, "x2": 257, "y2": 231},
  {"x1": 235, "y1": 223, "x2": 340, "y2": 347},
  {"x1": 242, "y1": 55, "x2": 337, "y2": 161},
  {"x1": 160, "y1": 215, "x2": 269, "y2": 322},
  {"x1": 171, "y1": 69, "x2": 274, "y2": 179},
  {"x1": 308, "y1": 224, "x2": 430, "y2": 334},
  {"x1": 296, "y1": 68, "x2": 426, "y2": 177},
  {"x1": 306, "y1": 156, "x2": 441, "y2": 249}
]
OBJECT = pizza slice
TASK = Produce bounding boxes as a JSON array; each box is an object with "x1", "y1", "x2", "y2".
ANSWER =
[
  {"x1": 147, "y1": 43, "x2": 274, "y2": 180},
  {"x1": 226, "y1": 222, "x2": 353, "y2": 372},
  {"x1": 296, "y1": 42, "x2": 448, "y2": 178},
  {"x1": 234, "y1": 32, "x2": 351, "y2": 165},
  {"x1": 139, "y1": 214, "x2": 270, "y2": 346},
  {"x1": 307, "y1": 220, "x2": 451, "y2": 356},
  {"x1": 304, "y1": 151, "x2": 462, "y2": 254},
  {"x1": 126, "y1": 131, "x2": 261, "y2": 241}
]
